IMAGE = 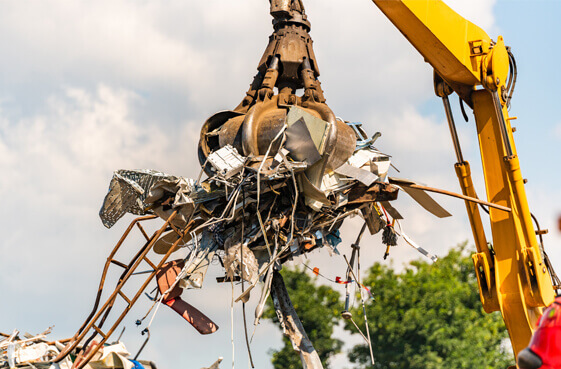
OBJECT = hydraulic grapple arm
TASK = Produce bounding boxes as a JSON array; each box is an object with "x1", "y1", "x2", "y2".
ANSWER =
[{"x1": 371, "y1": 0, "x2": 556, "y2": 358}]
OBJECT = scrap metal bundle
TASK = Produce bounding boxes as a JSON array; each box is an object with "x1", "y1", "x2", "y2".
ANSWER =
[
  {"x1": 99, "y1": 105, "x2": 399, "y2": 316},
  {"x1": 96, "y1": 0, "x2": 408, "y2": 294}
]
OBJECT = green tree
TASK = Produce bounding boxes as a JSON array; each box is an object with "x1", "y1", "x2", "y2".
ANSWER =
[
  {"x1": 346, "y1": 244, "x2": 514, "y2": 369},
  {"x1": 263, "y1": 266, "x2": 344, "y2": 369}
]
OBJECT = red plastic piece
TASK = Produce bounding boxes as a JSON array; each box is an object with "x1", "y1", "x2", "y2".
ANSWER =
[
  {"x1": 164, "y1": 297, "x2": 218, "y2": 335},
  {"x1": 156, "y1": 260, "x2": 219, "y2": 335}
]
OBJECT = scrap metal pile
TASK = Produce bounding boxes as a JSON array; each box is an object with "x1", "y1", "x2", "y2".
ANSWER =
[
  {"x1": 0, "y1": 329, "x2": 154, "y2": 369},
  {"x1": 0, "y1": 328, "x2": 65, "y2": 369},
  {"x1": 99, "y1": 107, "x2": 399, "y2": 308}
]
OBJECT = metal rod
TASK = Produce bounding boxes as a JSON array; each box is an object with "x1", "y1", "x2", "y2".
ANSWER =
[
  {"x1": 344, "y1": 248, "x2": 358, "y2": 312},
  {"x1": 389, "y1": 180, "x2": 511, "y2": 212},
  {"x1": 54, "y1": 216, "x2": 158, "y2": 361},
  {"x1": 343, "y1": 223, "x2": 367, "y2": 312},
  {"x1": 442, "y1": 95, "x2": 464, "y2": 163},
  {"x1": 270, "y1": 271, "x2": 324, "y2": 369},
  {"x1": 343, "y1": 256, "x2": 362, "y2": 292},
  {"x1": 75, "y1": 215, "x2": 186, "y2": 369},
  {"x1": 133, "y1": 328, "x2": 150, "y2": 361},
  {"x1": 55, "y1": 212, "x2": 191, "y2": 368},
  {"x1": 136, "y1": 223, "x2": 150, "y2": 241}
]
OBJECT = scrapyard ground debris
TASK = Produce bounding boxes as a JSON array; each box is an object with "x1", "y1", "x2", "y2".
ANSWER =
[{"x1": 0, "y1": 328, "x2": 156, "y2": 369}]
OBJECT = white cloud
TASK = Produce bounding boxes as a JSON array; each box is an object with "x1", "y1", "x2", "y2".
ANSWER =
[
  {"x1": 0, "y1": 84, "x2": 212, "y2": 310},
  {"x1": 0, "y1": 2, "x2": 207, "y2": 84},
  {"x1": 1, "y1": 86, "x2": 172, "y2": 201},
  {"x1": 378, "y1": 108, "x2": 451, "y2": 155},
  {"x1": 0, "y1": 85, "x2": 168, "y2": 284}
]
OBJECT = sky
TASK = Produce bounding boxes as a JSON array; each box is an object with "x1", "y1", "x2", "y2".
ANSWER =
[{"x1": 1, "y1": 0, "x2": 560, "y2": 368}]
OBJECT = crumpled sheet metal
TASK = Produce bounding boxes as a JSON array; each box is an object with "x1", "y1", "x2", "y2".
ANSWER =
[
  {"x1": 285, "y1": 107, "x2": 328, "y2": 156},
  {"x1": 99, "y1": 170, "x2": 214, "y2": 229},
  {"x1": 80, "y1": 342, "x2": 154, "y2": 369},
  {"x1": 99, "y1": 169, "x2": 176, "y2": 228},
  {"x1": 156, "y1": 260, "x2": 219, "y2": 335},
  {"x1": 334, "y1": 163, "x2": 377, "y2": 187},
  {"x1": 100, "y1": 118, "x2": 399, "y2": 265},
  {"x1": 362, "y1": 203, "x2": 386, "y2": 235},
  {"x1": 146, "y1": 177, "x2": 197, "y2": 229},
  {"x1": 86, "y1": 352, "x2": 133, "y2": 369},
  {"x1": 201, "y1": 357, "x2": 223, "y2": 369},
  {"x1": 178, "y1": 230, "x2": 218, "y2": 290},
  {"x1": 284, "y1": 118, "x2": 322, "y2": 166},
  {"x1": 11, "y1": 343, "x2": 52, "y2": 365}
]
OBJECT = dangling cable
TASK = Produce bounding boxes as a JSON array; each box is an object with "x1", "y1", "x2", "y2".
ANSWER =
[
  {"x1": 256, "y1": 126, "x2": 286, "y2": 258},
  {"x1": 231, "y1": 280, "x2": 235, "y2": 369},
  {"x1": 506, "y1": 48, "x2": 518, "y2": 109},
  {"x1": 530, "y1": 212, "x2": 561, "y2": 294},
  {"x1": 356, "y1": 227, "x2": 375, "y2": 366},
  {"x1": 342, "y1": 225, "x2": 375, "y2": 365},
  {"x1": 240, "y1": 186, "x2": 255, "y2": 368},
  {"x1": 356, "y1": 236, "x2": 374, "y2": 366}
]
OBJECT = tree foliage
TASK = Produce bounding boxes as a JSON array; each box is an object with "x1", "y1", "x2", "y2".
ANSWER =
[
  {"x1": 263, "y1": 245, "x2": 514, "y2": 369},
  {"x1": 346, "y1": 244, "x2": 514, "y2": 369},
  {"x1": 263, "y1": 266, "x2": 344, "y2": 369}
]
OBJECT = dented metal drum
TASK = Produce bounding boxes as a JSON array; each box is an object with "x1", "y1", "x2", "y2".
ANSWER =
[
  {"x1": 198, "y1": 110, "x2": 244, "y2": 173},
  {"x1": 198, "y1": 100, "x2": 356, "y2": 177}
]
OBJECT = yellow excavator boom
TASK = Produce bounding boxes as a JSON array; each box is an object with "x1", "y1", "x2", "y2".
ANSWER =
[{"x1": 372, "y1": 0, "x2": 556, "y2": 359}]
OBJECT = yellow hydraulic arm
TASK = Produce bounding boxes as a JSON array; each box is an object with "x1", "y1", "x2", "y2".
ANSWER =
[{"x1": 371, "y1": 0, "x2": 557, "y2": 359}]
